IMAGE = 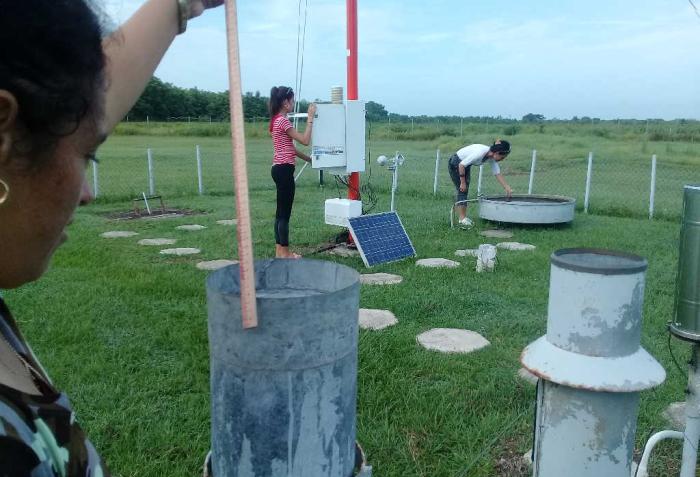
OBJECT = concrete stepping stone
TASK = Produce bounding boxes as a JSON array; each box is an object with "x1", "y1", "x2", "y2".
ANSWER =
[
  {"x1": 497, "y1": 242, "x2": 536, "y2": 251},
  {"x1": 196, "y1": 259, "x2": 239, "y2": 271},
  {"x1": 455, "y1": 249, "x2": 478, "y2": 257},
  {"x1": 160, "y1": 248, "x2": 201, "y2": 256},
  {"x1": 101, "y1": 231, "x2": 138, "y2": 238},
  {"x1": 662, "y1": 401, "x2": 685, "y2": 430},
  {"x1": 517, "y1": 367, "x2": 539, "y2": 385},
  {"x1": 480, "y1": 229, "x2": 513, "y2": 239},
  {"x1": 360, "y1": 273, "x2": 403, "y2": 285},
  {"x1": 176, "y1": 224, "x2": 207, "y2": 231},
  {"x1": 359, "y1": 309, "x2": 398, "y2": 330},
  {"x1": 138, "y1": 238, "x2": 177, "y2": 246},
  {"x1": 216, "y1": 219, "x2": 237, "y2": 226},
  {"x1": 417, "y1": 328, "x2": 490, "y2": 353},
  {"x1": 328, "y1": 244, "x2": 360, "y2": 258},
  {"x1": 416, "y1": 258, "x2": 460, "y2": 268}
]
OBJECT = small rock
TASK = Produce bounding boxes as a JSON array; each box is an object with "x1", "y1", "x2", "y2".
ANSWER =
[
  {"x1": 216, "y1": 219, "x2": 237, "y2": 226},
  {"x1": 176, "y1": 224, "x2": 207, "y2": 231},
  {"x1": 328, "y1": 244, "x2": 360, "y2": 258},
  {"x1": 662, "y1": 402, "x2": 686, "y2": 431},
  {"x1": 196, "y1": 259, "x2": 239, "y2": 270},
  {"x1": 480, "y1": 229, "x2": 513, "y2": 239},
  {"x1": 138, "y1": 238, "x2": 177, "y2": 246},
  {"x1": 517, "y1": 368, "x2": 539, "y2": 386},
  {"x1": 416, "y1": 258, "x2": 460, "y2": 268},
  {"x1": 522, "y1": 450, "x2": 533, "y2": 467},
  {"x1": 455, "y1": 249, "x2": 478, "y2": 257},
  {"x1": 417, "y1": 328, "x2": 490, "y2": 353},
  {"x1": 360, "y1": 273, "x2": 403, "y2": 285},
  {"x1": 101, "y1": 231, "x2": 139, "y2": 238},
  {"x1": 160, "y1": 248, "x2": 201, "y2": 256},
  {"x1": 497, "y1": 242, "x2": 536, "y2": 251},
  {"x1": 359, "y1": 309, "x2": 398, "y2": 330}
]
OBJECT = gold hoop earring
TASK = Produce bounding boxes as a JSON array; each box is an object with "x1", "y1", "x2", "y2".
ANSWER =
[{"x1": 0, "y1": 178, "x2": 9, "y2": 205}]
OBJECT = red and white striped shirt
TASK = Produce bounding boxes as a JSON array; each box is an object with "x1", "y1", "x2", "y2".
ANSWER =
[{"x1": 270, "y1": 115, "x2": 296, "y2": 165}]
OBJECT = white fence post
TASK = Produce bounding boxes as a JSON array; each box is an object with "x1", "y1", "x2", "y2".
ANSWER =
[
  {"x1": 147, "y1": 148, "x2": 155, "y2": 195},
  {"x1": 433, "y1": 149, "x2": 440, "y2": 195},
  {"x1": 477, "y1": 164, "x2": 484, "y2": 196},
  {"x1": 584, "y1": 152, "x2": 593, "y2": 213},
  {"x1": 528, "y1": 149, "x2": 537, "y2": 194},
  {"x1": 649, "y1": 154, "x2": 657, "y2": 220},
  {"x1": 92, "y1": 161, "x2": 99, "y2": 198},
  {"x1": 196, "y1": 145, "x2": 204, "y2": 195}
]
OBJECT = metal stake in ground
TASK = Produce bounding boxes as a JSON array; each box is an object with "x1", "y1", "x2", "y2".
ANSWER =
[{"x1": 224, "y1": 0, "x2": 257, "y2": 329}]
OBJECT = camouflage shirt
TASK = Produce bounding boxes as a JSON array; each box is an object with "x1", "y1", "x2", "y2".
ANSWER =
[{"x1": 0, "y1": 299, "x2": 109, "y2": 477}]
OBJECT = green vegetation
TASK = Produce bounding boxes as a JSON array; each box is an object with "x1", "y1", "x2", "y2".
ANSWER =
[{"x1": 4, "y1": 125, "x2": 698, "y2": 476}]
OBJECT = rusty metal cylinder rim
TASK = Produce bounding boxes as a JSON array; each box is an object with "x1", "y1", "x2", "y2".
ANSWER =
[
  {"x1": 479, "y1": 193, "x2": 575, "y2": 205},
  {"x1": 551, "y1": 248, "x2": 648, "y2": 275}
]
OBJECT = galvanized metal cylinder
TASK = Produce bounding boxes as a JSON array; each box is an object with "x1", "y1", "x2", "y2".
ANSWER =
[
  {"x1": 522, "y1": 249, "x2": 665, "y2": 477},
  {"x1": 207, "y1": 259, "x2": 360, "y2": 477},
  {"x1": 534, "y1": 381, "x2": 640, "y2": 476},
  {"x1": 670, "y1": 185, "x2": 700, "y2": 341}
]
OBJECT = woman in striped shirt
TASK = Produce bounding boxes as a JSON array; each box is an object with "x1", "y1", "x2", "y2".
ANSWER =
[{"x1": 268, "y1": 86, "x2": 317, "y2": 258}]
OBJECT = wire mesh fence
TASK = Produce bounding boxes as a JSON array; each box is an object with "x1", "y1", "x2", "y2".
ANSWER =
[{"x1": 92, "y1": 121, "x2": 700, "y2": 221}]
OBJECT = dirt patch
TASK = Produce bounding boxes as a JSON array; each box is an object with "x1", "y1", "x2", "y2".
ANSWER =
[
  {"x1": 494, "y1": 438, "x2": 530, "y2": 477},
  {"x1": 104, "y1": 208, "x2": 204, "y2": 220}
]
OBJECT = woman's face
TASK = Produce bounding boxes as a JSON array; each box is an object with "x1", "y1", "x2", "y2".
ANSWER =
[
  {"x1": 0, "y1": 93, "x2": 106, "y2": 289},
  {"x1": 282, "y1": 95, "x2": 295, "y2": 113}
]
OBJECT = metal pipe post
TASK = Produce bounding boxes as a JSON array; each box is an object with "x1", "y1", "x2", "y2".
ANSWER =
[
  {"x1": 528, "y1": 149, "x2": 537, "y2": 194},
  {"x1": 390, "y1": 166, "x2": 398, "y2": 212},
  {"x1": 346, "y1": 0, "x2": 360, "y2": 202},
  {"x1": 147, "y1": 148, "x2": 155, "y2": 195},
  {"x1": 433, "y1": 149, "x2": 440, "y2": 195},
  {"x1": 584, "y1": 152, "x2": 593, "y2": 213},
  {"x1": 649, "y1": 154, "x2": 657, "y2": 219},
  {"x1": 681, "y1": 345, "x2": 700, "y2": 477},
  {"x1": 477, "y1": 164, "x2": 483, "y2": 196},
  {"x1": 92, "y1": 161, "x2": 99, "y2": 198},
  {"x1": 197, "y1": 145, "x2": 204, "y2": 195}
]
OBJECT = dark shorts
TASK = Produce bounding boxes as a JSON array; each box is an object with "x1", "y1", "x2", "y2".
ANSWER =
[{"x1": 447, "y1": 154, "x2": 471, "y2": 203}]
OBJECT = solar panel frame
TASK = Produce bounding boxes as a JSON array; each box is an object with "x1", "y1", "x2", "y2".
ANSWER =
[{"x1": 348, "y1": 212, "x2": 416, "y2": 267}]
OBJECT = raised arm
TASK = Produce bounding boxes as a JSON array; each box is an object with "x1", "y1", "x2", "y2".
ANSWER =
[
  {"x1": 102, "y1": 0, "x2": 223, "y2": 131},
  {"x1": 285, "y1": 104, "x2": 317, "y2": 146}
]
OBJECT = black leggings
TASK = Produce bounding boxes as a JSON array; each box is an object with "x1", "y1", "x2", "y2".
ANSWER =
[{"x1": 271, "y1": 164, "x2": 295, "y2": 246}]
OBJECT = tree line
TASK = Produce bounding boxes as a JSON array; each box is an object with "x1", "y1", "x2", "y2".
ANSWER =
[{"x1": 127, "y1": 77, "x2": 697, "y2": 125}]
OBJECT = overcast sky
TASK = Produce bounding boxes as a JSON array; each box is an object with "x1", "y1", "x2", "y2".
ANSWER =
[{"x1": 104, "y1": 0, "x2": 700, "y2": 120}]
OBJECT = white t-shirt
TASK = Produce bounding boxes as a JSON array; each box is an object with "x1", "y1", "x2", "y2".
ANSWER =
[{"x1": 456, "y1": 144, "x2": 500, "y2": 175}]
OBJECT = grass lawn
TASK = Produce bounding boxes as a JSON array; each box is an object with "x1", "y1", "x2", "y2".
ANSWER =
[{"x1": 4, "y1": 128, "x2": 697, "y2": 476}]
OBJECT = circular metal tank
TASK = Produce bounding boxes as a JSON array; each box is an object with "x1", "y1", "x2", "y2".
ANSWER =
[
  {"x1": 207, "y1": 259, "x2": 360, "y2": 477},
  {"x1": 479, "y1": 194, "x2": 575, "y2": 224}
]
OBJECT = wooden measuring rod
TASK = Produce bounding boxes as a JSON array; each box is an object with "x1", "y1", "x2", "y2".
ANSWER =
[{"x1": 225, "y1": 0, "x2": 257, "y2": 328}]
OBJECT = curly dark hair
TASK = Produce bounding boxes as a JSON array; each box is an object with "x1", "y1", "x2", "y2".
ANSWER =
[{"x1": 0, "y1": 0, "x2": 106, "y2": 163}]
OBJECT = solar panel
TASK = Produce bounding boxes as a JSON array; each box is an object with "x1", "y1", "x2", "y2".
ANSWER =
[{"x1": 348, "y1": 212, "x2": 416, "y2": 267}]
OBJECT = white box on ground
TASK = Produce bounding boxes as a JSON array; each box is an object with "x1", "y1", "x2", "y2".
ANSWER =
[{"x1": 324, "y1": 199, "x2": 362, "y2": 226}]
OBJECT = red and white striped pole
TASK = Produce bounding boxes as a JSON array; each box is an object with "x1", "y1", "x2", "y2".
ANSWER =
[{"x1": 346, "y1": 0, "x2": 360, "y2": 202}]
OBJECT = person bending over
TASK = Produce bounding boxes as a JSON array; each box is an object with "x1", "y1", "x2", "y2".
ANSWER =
[{"x1": 448, "y1": 139, "x2": 512, "y2": 228}]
